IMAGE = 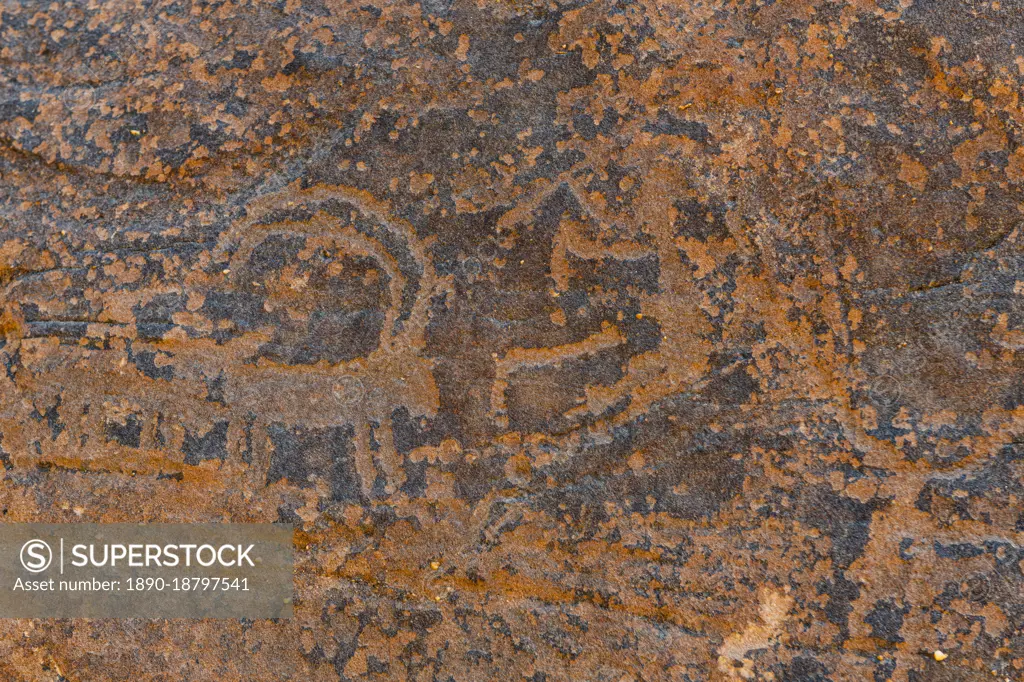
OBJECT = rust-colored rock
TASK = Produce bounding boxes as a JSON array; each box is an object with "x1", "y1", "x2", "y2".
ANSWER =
[{"x1": 1, "y1": 0, "x2": 1023, "y2": 679}]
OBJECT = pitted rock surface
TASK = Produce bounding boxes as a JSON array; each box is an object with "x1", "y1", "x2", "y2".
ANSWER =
[{"x1": 1, "y1": 0, "x2": 1024, "y2": 680}]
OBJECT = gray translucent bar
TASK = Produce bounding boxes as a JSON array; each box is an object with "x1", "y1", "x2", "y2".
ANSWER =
[{"x1": 0, "y1": 524, "x2": 293, "y2": 619}]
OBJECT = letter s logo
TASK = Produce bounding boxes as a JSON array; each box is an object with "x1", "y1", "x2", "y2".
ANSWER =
[{"x1": 20, "y1": 539, "x2": 52, "y2": 573}]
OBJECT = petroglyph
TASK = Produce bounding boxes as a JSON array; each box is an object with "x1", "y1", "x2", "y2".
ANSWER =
[
  {"x1": 1, "y1": 0, "x2": 1024, "y2": 679},
  {"x1": 487, "y1": 168, "x2": 714, "y2": 436},
  {"x1": 1, "y1": 183, "x2": 447, "y2": 498}
]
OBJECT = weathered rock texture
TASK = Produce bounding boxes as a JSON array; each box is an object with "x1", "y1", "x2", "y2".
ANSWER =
[{"x1": 1, "y1": 0, "x2": 1023, "y2": 679}]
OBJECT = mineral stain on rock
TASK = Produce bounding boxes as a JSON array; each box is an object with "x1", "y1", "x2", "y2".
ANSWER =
[{"x1": 1, "y1": 0, "x2": 1023, "y2": 679}]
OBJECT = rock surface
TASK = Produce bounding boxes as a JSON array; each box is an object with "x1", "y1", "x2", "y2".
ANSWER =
[{"x1": 1, "y1": 0, "x2": 1023, "y2": 679}]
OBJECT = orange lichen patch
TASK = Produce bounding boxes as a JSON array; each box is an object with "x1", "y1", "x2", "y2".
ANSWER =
[
  {"x1": 898, "y1": 153, "x2": 929, "y2": 192},
  {"x1": 0, "y1": 309, "x2": 23, "y2": 340}
]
